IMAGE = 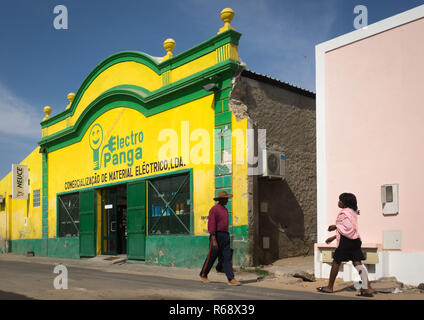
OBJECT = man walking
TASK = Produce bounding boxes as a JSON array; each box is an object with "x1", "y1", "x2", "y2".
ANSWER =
[{"x1": 199, "y1": 191, "x2": 241, "y2": 286}]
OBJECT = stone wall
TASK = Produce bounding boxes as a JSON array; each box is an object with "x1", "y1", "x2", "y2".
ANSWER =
[{"x1": 230, "y1": 72, "x2": 316, "y2": 265}]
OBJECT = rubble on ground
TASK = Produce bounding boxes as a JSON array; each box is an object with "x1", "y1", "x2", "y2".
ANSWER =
[{"x1": 293, "y1": 271, "x2": 316, "y2": 282}]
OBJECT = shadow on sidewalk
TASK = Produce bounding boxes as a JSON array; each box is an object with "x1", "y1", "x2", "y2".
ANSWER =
[{"x1": 0, "y1": 290, "x2": 35, "y2": 300}]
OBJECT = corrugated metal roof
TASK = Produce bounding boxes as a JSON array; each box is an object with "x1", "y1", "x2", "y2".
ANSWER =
[{"x1": 241, "y1": 69, "x2": 316, "y2": 98}]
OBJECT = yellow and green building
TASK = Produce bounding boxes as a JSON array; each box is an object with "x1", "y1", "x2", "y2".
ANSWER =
[{"x1": 0, "y1": 8, "x2": 317, "y2": 268}]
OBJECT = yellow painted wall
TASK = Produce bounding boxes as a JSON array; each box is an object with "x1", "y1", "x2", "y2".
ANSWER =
[
  {"x1": 231, "y1": 114, "x2": 248, "y2": 228},
  {"x1": 0, "y1": 148, "x2": 43, "y2": 240},
  {"x1": 171, "y1": 51, "x2": 217, "y2": 84},
  {"x1": 48, "y1": 95, "x2": 216, "y2": 238}
]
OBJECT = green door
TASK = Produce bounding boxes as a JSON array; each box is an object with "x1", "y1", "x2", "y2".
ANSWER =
[
  {"x1": 79, "y1": 190, "x2": 96, "y2": 257},
  {"x1": 127, "y1": 180, "x2": 146, "y2": 260},
  {"x1": 101, "y1": 190, "x2": 118, "y2": 255}
]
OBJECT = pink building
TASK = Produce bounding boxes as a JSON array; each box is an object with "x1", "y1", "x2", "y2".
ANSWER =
[{"x1": 314, "y1": 5, "x2": 424, "y2": 286}]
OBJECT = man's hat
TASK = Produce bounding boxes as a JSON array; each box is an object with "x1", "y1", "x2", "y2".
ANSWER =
[{"x1": 214, "y1": 190, "x2": 233, "y2": 201}]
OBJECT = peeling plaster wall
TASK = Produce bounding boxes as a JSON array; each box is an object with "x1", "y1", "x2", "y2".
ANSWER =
[{"x1": 230, "y1": 75, "x2": 316, "y2": 264}]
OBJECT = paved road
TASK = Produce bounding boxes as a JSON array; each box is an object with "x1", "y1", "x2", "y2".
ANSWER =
[{"x1": 0, "y1": 259, "x2": 358, "y2": 300}]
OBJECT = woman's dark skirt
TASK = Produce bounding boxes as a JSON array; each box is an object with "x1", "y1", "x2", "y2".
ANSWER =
[{"x1": 333, "y1": 235, "x2": 366, "y2": 262}]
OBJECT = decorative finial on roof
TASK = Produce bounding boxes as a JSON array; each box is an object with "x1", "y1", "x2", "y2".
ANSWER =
[
  {"x1": 43, "y1": 106, "x2": 52, "y2": 121},
  {"x1": 218, "y1": 8, "x2": 235, "y2": 34},
  {"x1": 162, "y1": 38, "x2": 176, "y2": 61},
  {"x1": 66, "y1": 92, "x2": 75, "y2": 109}
]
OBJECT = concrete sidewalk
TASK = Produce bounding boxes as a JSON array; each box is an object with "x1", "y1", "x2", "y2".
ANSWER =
[{"x1": 262, "y1": 255, "x2": 315, "y2": 278}]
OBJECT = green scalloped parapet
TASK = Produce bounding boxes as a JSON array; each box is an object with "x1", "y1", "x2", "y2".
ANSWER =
[
  {"x1": 38, "y1": 59, "x2": 241, "y2": 152},
  {"x1": 40, "y1": 29, "x2": 241, "y2": 129}
]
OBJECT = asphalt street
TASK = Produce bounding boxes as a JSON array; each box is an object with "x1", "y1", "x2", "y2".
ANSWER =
[{"x1": 0, "y1": 258, "x2": 359, "y2": 300}]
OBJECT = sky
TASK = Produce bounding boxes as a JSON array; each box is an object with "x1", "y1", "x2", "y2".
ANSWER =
[{"x1": 0, "y1": 0, "x2": 423, "y2": 179}]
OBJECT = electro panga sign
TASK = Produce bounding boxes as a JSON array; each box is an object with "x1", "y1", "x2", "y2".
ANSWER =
[{"x1": 64, "y1": 123, "x2": 186, "y2": 190}]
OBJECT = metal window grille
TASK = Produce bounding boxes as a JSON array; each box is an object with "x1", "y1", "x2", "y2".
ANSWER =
[
  {"x1": 58, "y1": 193, "x2": 80, "y2": 237},
  {"x1": 148, "y1": 173, "x2": 191, "y2": 235},
  {"x1": 33, "y1": 189, "x2": 40, "y2": 208}
]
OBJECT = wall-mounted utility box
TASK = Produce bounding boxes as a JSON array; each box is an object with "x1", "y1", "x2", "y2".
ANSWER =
[
  {"x1": 260, "y1": 202, "x2": 268, "y2": 213},
  {"x1": 383, "y1": 230, "x2": 402, "y2": 250},
  {"x1": 381, "y1": 184, "x2": 399, "y2": 215},
  {"x1": 263, "y1": 237, "x2": 270, "y2": 249}
]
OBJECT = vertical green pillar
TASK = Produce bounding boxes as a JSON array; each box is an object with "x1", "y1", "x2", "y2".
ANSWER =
[{"x1": 214, "y1": 89, "x2": 233, "y2": 225}]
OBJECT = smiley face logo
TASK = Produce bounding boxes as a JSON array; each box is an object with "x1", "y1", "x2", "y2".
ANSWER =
[{"x1": 89, "y1": 124, "x2": 103, "y2": 150}]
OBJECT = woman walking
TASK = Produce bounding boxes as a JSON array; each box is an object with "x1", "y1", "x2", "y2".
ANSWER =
[{"x1": 317, "y1": 193, "x2": 374, "y2": 297}]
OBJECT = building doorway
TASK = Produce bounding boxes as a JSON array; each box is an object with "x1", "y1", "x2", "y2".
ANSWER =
[{"x1": 101, "y1": 184, "x2": 127, "y2": 255}]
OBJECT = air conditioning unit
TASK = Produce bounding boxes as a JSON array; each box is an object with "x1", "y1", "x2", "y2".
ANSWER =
[{"x1": 262, "y1": 149, "x2": 285, "y2": 179}]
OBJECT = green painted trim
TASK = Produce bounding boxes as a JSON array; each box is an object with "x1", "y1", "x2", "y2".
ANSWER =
[
  {"x1": 42, "y1": 153, "x2": 48, "y2": 240},
  {"x1": 190, "y1": 169, "x2": 194, "y2": 235},
  {"x1": 56, "y1": 168, "x2": 194, "y2": 235},
  {"x1": 213, "y1": 80, "x2": 234, "y2": 227},
  {"x1": 159, "y1": 29, "x2": 241, "y2": 70},
  {"x1": 215, "y1": 111, "x2": 232, "y2": 127},
  {"x1": 231, "y1": 224, "x2": 248, "y2": 240},
  {"x1": 8, "y1": 237, "x2": 80, "y2": 259},
  {"x1": 39, "y1": 61, "x2": 242, "y2": 152},
  {"x1": 56, "y1": 168, "x2": 193, "y2": 197},
  {"x1": 145, "y1": 226, "x2": 249, "y2": 268},
  {"x1": 41, "y1": 30, "x2": 241, "y2": 128},
  {"x1": 56, "y1": 196, "x2": 59, "y2": 238},
  {"x1": 215, "y1": 164, "x2": 231, "y2": 176},
  {"x1": 222, "y1": 99, "x2": 229, "y2": 112},
  {"x1": 48, "y1": 237, "x2": 80, "y2": 259},
  {"x1": 7, "y1": 226, "x2": 249, "y2": 267},
  {"x1": 215, "y1": 175, "x2": 232, "y2": 188},
  {"x1": 40, "y1": 52, "x2": 160, "y2": 127}
]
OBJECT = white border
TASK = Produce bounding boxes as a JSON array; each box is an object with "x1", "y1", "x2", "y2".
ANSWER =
[{"x1": 315, "y1": 5, "x2": 424, "y2": 243}]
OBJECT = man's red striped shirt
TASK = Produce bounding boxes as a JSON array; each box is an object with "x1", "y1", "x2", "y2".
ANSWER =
[{"x1": 208, "y1": 204, "x2": 229, "y2": 235}]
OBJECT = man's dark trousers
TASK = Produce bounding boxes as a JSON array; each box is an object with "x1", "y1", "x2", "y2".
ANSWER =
[{"x1": 200, "y1": 231, "x2": 234, "y2": 281}]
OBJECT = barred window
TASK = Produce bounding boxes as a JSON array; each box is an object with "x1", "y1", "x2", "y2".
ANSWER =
[
  {"x1": 148, "y1": 173, "x2": 191, "y2": 235},
  {"x1": 33, "y1": 189, "x2": 40, "y2": 208},
  {"x1": 58, "y1": 193, "x2": 79, "y2": 237}
]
